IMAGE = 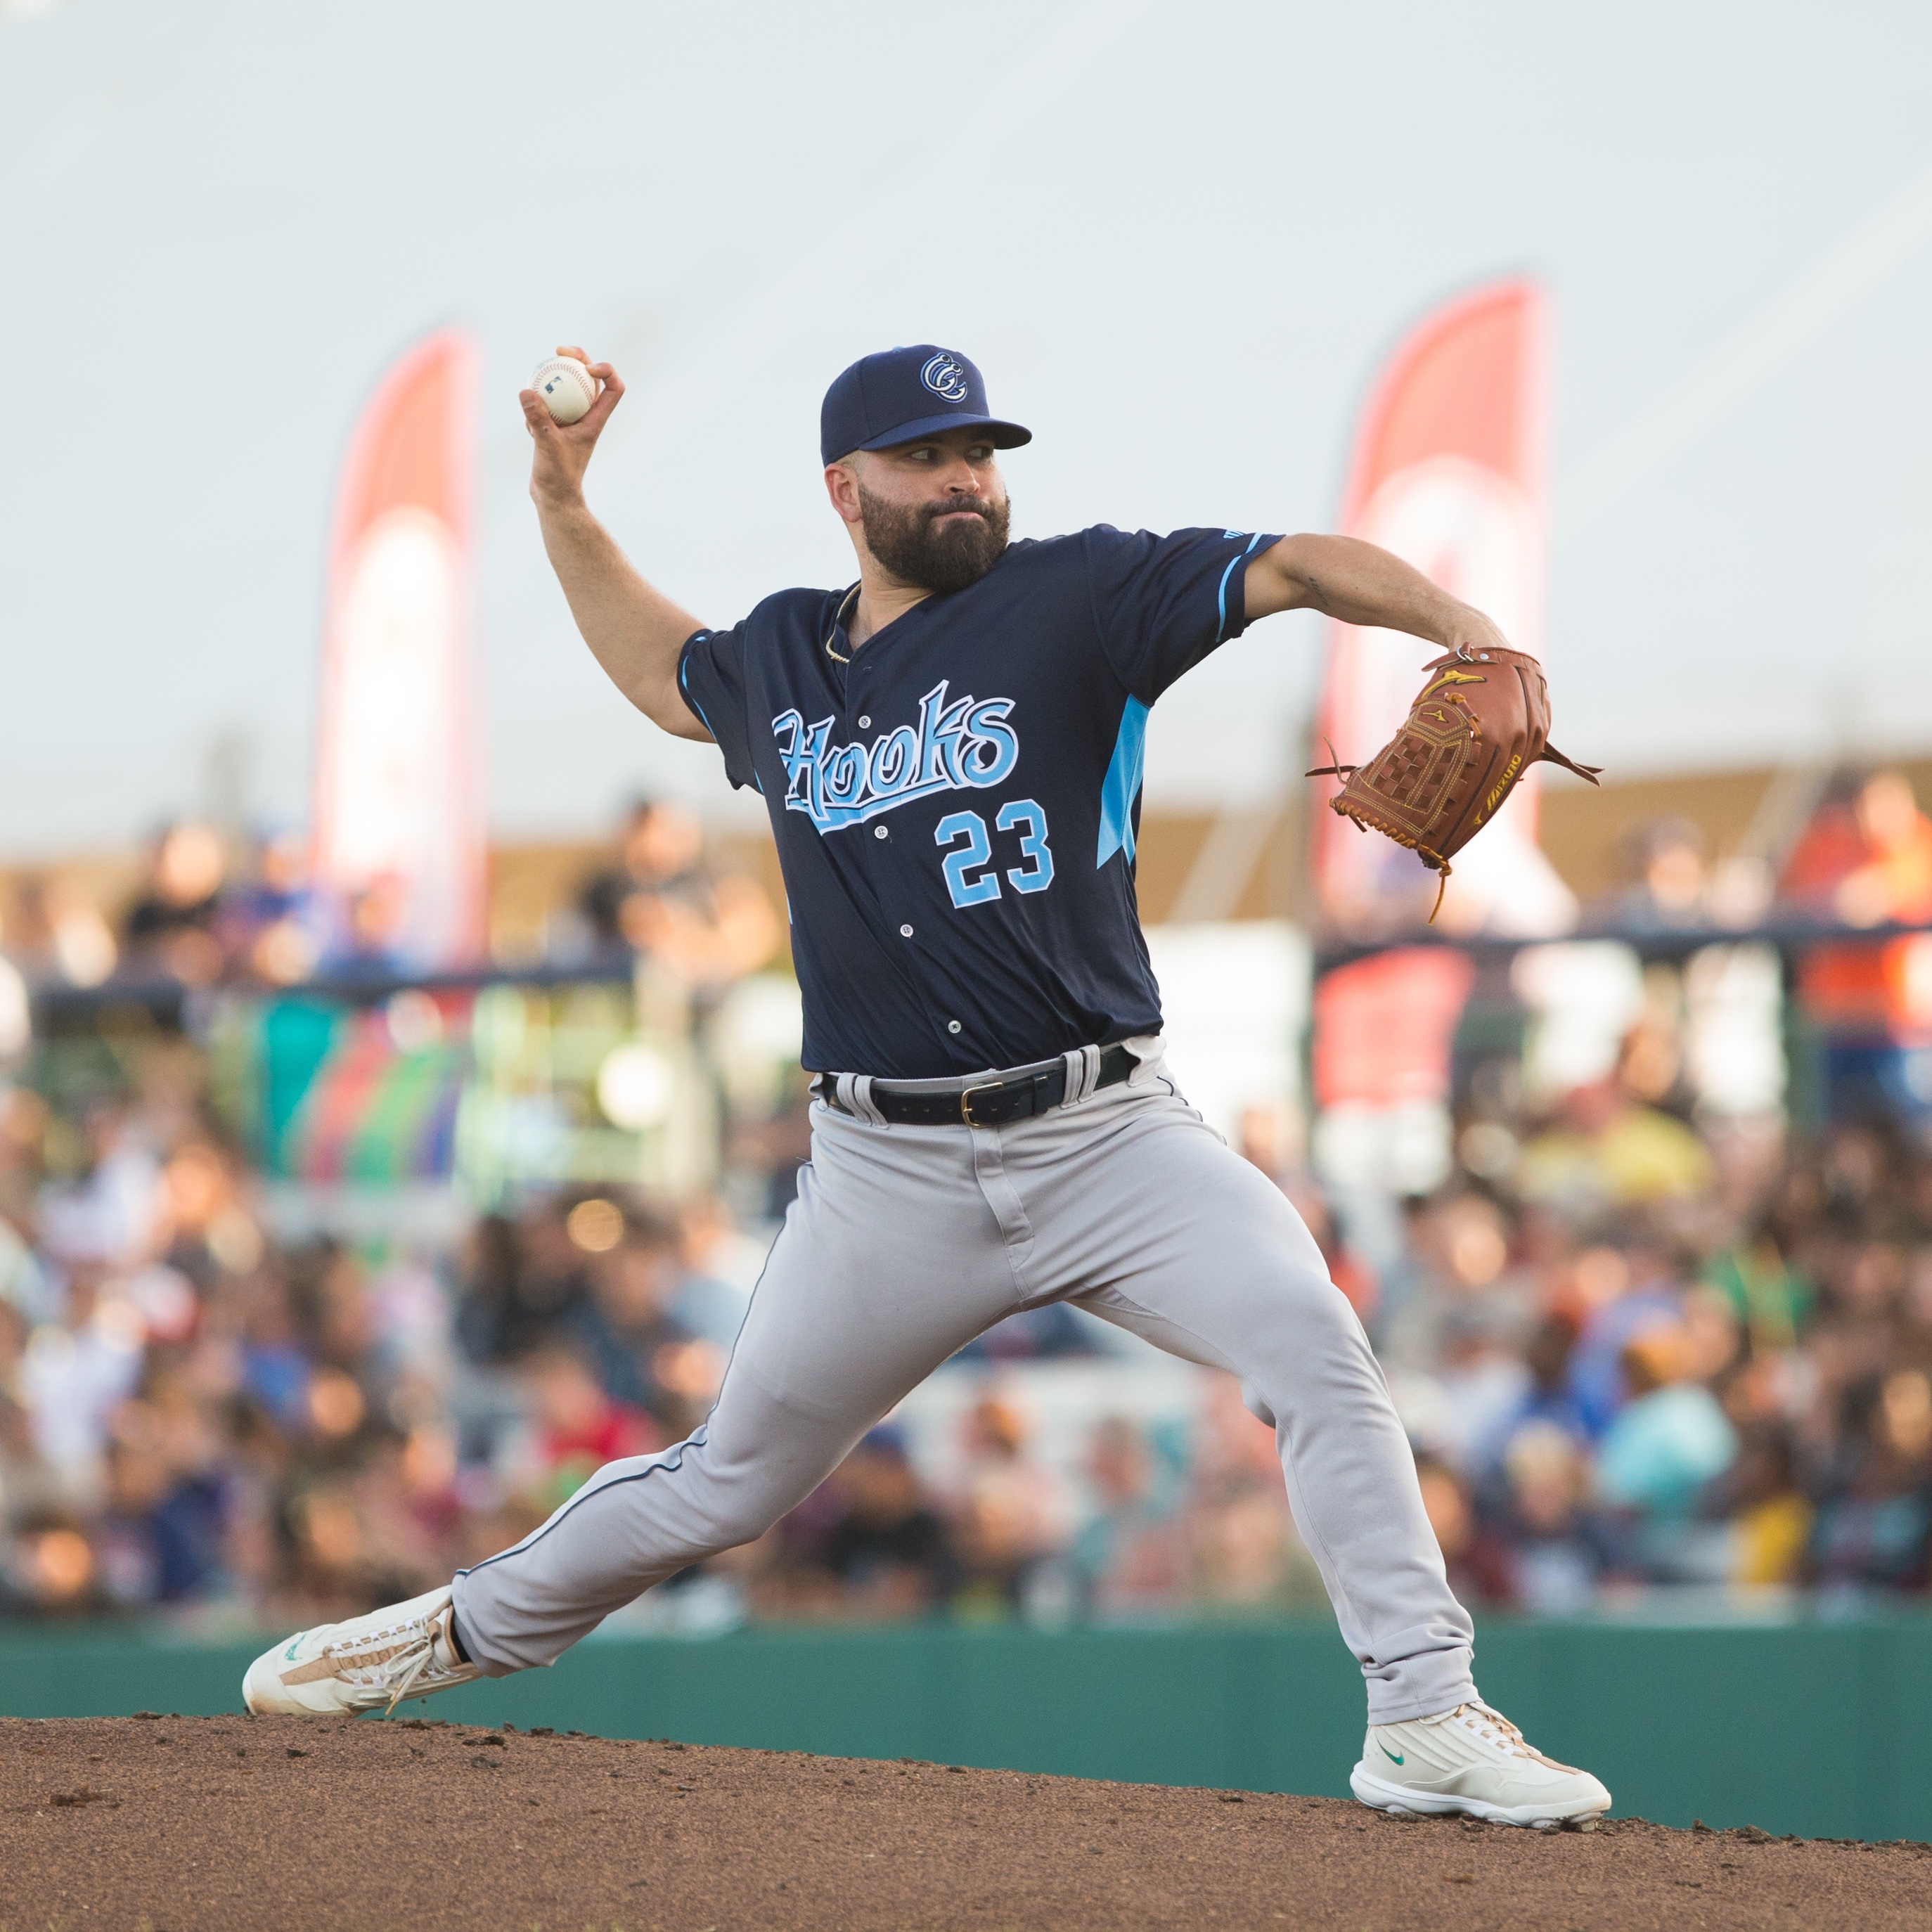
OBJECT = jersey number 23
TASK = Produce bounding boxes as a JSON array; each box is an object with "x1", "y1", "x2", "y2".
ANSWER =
[{"x1": 935, "y1": 800, "x2": 1056, "y2": 909}]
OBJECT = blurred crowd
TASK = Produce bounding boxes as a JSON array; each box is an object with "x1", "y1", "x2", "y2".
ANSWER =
[
  {"x1": 6, "y1": 764, "x2": 1929, "y2": 997},
  {"x1": 0, "y1": 1070, "x2": 770, "y2": 1623},
  {"x1": 6, "y1": 1029, "x2": 1932, "y2": 1630},
  {"x1": 0, "y1": 1055, "x2": 1289, "y2": 1625},
  {"x1": 0, "y1": 794, "x2": 780, "y2": 992},
  {"x1": 4, "y1": 768, "x2": 1932, "y2": 1632},
  {"x1": 1297, "y1": 769, "x2": 1932, "y2": 1614},
  {"x1": 1599, "y1": 766, "x2": 1932, "y2": 936},
  {"x1": 1356, "y1": 1102, "x2": 1932, "y2": 1614},
  {"x1": 0, "y1": 1055, "x2": 1329, "y2": 1626}
]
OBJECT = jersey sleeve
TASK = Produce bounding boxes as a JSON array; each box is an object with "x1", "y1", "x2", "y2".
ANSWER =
[
  {"x1": 676, "y1": 624, "x2": 760, "y2": 792},
  {"x1": 1082, "y1": 525, "x2": 1283, "y2": 704}
]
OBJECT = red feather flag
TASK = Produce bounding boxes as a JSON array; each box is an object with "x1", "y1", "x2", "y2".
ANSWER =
[
  {"x1": 1310, "y1": 281, "x2": 1575, "y2": 939},
  {"x1": 311, "y1": 330, "x2": 487, "y2": 972}
]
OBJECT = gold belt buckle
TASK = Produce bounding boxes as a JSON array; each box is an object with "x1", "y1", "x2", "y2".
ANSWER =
[{"x1": 959, "y1": 1079, "x2": 1001, "y2": 1127}]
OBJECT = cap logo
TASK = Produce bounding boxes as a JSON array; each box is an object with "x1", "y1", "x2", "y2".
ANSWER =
[{"x1": 920, "y1": 354, "x2": 970, "y2": 403}]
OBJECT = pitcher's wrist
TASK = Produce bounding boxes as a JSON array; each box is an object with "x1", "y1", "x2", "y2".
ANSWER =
[{"x1": 532, "y1": 481, "x2": 591, "y2": 521}]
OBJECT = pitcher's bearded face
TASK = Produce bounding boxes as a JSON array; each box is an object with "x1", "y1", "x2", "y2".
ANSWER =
[{"x1": 856, "y1": 482, "x2": 1011, "y2": 595}]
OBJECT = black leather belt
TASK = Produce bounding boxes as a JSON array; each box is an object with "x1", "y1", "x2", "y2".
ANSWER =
[{"x1": 813, "y1": 1042, "x2": 1138, "y2": 1128}]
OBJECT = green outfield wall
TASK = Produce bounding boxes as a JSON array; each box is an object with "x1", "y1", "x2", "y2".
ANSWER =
[{"x1": 2, "y1": 1614, "x2": 1925, "y2": 1843}]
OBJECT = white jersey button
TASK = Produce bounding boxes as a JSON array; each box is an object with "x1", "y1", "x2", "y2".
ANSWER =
[
  {"x1": 947, "y1": 1021, "x2": 962, "y2": 1033},
  {"x1": 874, "y1": 825, "x2": 889, "y2": 839},
  {"x1": 858, "y1": 716, "x2": 871, "y2": 728},
  {"x1": 899, "y1": 924, "x2": 914, "y2": 938}
]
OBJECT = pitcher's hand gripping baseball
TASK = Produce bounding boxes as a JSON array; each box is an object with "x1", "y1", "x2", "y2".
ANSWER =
[{"x1": 517, "y1": 346, "x2": 622, "y2": 508}]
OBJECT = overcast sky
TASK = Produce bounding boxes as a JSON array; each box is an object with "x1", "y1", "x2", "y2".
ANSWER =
[{"x1": 4, "y1": 0, "x2": 1931, "y2": 855}]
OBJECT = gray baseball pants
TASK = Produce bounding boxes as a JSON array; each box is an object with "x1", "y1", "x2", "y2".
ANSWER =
[{"x1": 453, "y1": 1040, "x2": 1476, "y2": 1722}]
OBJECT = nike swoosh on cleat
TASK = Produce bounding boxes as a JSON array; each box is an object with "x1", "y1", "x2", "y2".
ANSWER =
[
  {"x1": 284, "y1": 1640, "x2": 300, "y2": 1661},
  {"x1": 1379, "y1": 1742, "x2": 1405, "y2": 1765}
]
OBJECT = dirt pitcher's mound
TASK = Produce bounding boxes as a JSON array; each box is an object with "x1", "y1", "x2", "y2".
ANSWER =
[{"x1": 1, "y1": 1715, "x2": 1926, "y2": 1931}]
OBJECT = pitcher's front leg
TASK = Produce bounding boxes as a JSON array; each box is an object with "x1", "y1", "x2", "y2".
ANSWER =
[
  {"x1": 450, "y1": 1362, "x2": 880, "y2": 1672},
  {"x1": 453, "y1": 1106, "x2": 1018, "y2": 1672}
]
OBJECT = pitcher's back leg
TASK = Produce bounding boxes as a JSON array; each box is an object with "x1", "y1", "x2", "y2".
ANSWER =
[{"x1": 1027, "y1": 1085, "x2": 1475, "y2": 1722}]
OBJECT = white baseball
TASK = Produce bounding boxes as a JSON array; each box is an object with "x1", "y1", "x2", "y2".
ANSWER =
[{"x1": 532, "y1": 355, "x2": 598, "y2": 425}]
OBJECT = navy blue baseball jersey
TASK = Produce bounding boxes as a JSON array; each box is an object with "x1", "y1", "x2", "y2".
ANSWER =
[{"x1": 677, "y1": 524, "x2": 1282, "y2": 1078}]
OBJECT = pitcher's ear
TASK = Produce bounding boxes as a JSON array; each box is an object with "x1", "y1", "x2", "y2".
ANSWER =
[{"x1": 823, "y1": 459, "x2": 867, "y2": 526}]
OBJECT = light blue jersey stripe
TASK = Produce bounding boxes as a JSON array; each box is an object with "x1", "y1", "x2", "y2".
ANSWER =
[
  {"x1": 677, "y1": 647, "x2": 719, "y2": 739},
  {"x1": 1096, "y1": 697, "x2": 1149, "y2": 868},
  {"x1": 1214, "y1": 532, "x2": 1266, "y2": 644}
]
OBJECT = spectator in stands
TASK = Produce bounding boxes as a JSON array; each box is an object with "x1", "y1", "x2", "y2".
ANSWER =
[
  {"x1": 579, "y1": 798, "x2": 690, "y2": 953},
  {"x1": 1, "y1": 1514, "x2": 98, "y2": 1614},
  {"x1": 1806, "y1": 1368, "x2": 1932, "y2": 1596},
  {"x1": 325, "y1": 875, "x2": 411, "y2": 981},
  {"x1": 1563, "y1": 1234, "x2": 1690, "y2": 1439},
  {"x1": 953, "y1": 1301, "x2": 1097, "y2": 1361},
  {"x1": 0, "y1": 1353, "x2": 63, "y2": 1548},
  {"x1": 1068, "y1": 1415, "x2": 1187, "y2": 1614},
  {"x1": 455, "y1": 1198, "x2": 598, "y2": 1365},
  {"x1": 1517, "y1": 1048, "x2": 1715, "y2": 1217},
  {"x1": 1486, "y1": 1312, "x2": 1589, "y2": 1460},
  {"x1": 1486, "y1": 1419, "x2": 1615, "y2": 1612},
  {"x1": 566, "y1": 1202, "x2": 712, "y2": 1436},
  {"x1": 94, "y1": 1421, "x2": 227, "y2": 1606},
  {"x1": 1715, "y1": 1426, "x2": 1812, "y2": 1588},
  {"x1": 37, "y1": 1097, "x2": 166, "y2": 1270},
  {"x1": 234, "y1": 1263, "x2": 314, "y2": 1437},
  {"x1": 579, "y1": 797, "x2": 781, "y2": 985},
  {"x1": 155, "y1": 1140, "x2": 252, "y2": 1295},
  {"x1": 217, "y1": 828, "x2": 320, "y2": 986},
  {"x1": 121, "y1": 822, "x2": 228, "y2": 986},
  {"x1": 1778, "y1": 770, "x2": 1869, "y2": 914},
  {"x1": 1610, "y1": 817, "x2": 1709, "y2": 932},
  {"x1": 454, "y1": 1213, "x2": 532, "y2": 1365},
  {"x1": 948, "y1": 1396, "x2": 1070, "y2": 1613},
  {"x1": 1183, "y1": 1375, "x2": 1327, "y2": 1611},
  {"x1": 1593, "y1": 1327, "x2": 1739, "y2": 1577},
  {"x1": 1704, "y1": 1208, "x2": 1814, "y2": 1356},
  {"x1": 665, "y1": 1194, "x2": 761, "y2": 1350},
  {"x1": 515, "y1": 1341, "x2": 661, "y2": 1515},
  {"x1": 18, "y1": 1263, "x2": 146, "y2": 1493},
  {"x1": 12, "y1": 874, "x2": 118, "y2": 988},
  {"x1": 820, "y1": 1427, "x2": 960, "y2": 1616},
  {"x1": 1378, "y1": 1187, "x2": 1526, "y2": 1380},
  {"x1": 1779, "y1": 768, "x2": 1932, "y2": 927},
  {"x1": 1410, "y1": 1451, "x2": 1513, "y2": 1606},
  {"x1": 1835, "y1": 772, "x2": 1932, "y2": 927},
  {"x1": 739, "y1": 1468, "x2": 851, "y2": 1619},
  {"x1": 1277, "y1": 1171, "x2": 1377, "y2": 1327}
]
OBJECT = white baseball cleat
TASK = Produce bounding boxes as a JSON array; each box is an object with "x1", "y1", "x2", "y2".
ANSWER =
[
  {"x1": 243, "y1": 1584, "x2": 482, "y2": 1717},
  {"x1": 1350, "y1": 1699, "x2": 1611, "y2": 1830}
]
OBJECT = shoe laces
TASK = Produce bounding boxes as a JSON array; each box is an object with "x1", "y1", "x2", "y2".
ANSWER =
[
  {"x1": 1450, "y1": 1702, "x2": 1533, "y2": 1758},
  {"x1": 320, "y1": 1606, "x2": 458, "y2": 1713},
  {"x1": 380, "y1": 1630, "x2": 442, "y2": 1715}
]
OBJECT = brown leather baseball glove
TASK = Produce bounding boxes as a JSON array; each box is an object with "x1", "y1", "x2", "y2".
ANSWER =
[{"x1": 1308, "y1": 645, "x2": 1601, "y2": 921}]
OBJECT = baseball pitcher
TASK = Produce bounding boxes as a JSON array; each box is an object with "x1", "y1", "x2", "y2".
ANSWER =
[{"x1": 247, "y1": 344, "x2": 1611, "y2": 1830}]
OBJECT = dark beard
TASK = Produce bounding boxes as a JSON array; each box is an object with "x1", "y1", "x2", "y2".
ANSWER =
[{"x1": 856, "y1": 484, "x2": 1010, "y2": 595}]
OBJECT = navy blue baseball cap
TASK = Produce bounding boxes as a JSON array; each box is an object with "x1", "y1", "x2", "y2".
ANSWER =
[{"x1": 820, "y1": 345, "x2": 1031, "y2": 466}]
